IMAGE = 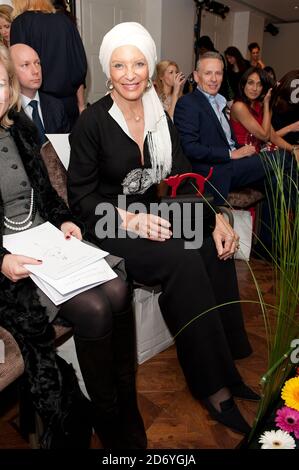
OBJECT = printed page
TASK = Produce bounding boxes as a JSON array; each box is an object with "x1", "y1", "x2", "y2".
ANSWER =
[
  {"x1": 30, "y1": 260, "x2": 117, "y2": 305},
  {"x1": 3, "y1": 222, "x2": 108, "y2": 280}
]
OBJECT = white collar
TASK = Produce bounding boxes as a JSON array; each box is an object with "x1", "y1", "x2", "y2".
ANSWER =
[
  {"x1": 21, "y1": 91, "x2": 40, "y2": 110},
  {"x1": 108, "y1": 89, "x2": 165, "y2": 141},
  {"x1": 197, "y1": 86, "x2": 227, "y2": 111}
]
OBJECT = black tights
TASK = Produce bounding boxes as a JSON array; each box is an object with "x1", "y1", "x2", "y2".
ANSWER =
[{"x1": 58, "y1": 277, "x2": 131, "y2": 338}]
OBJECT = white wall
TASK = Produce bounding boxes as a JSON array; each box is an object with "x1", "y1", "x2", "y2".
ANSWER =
[
  {"x1": 201, "y1": 8, "x2": 265, "y2": 62},
  {"x1": 246, "y1": 12, "x2": 265, "y2": 60},
  {"x1": 232, "y1": 11, "x2": 250, "y2": 57},
  {"x1": 145, "y1": 0, "x2": 162, "y2": 61},
  {"x1": 160, "y1": 0, "x2": 195, "y2": 76},
  {"x1": 200, "y1": 9, "x2": 234, "y2": 56},
  {"x1": 263, "y1": 23, "x2": 299, "y2": 79}
]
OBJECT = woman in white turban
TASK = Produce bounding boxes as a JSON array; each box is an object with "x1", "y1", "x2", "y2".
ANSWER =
[{"x1": 68, "y1": 22, "x2": 258, "y2": 441}]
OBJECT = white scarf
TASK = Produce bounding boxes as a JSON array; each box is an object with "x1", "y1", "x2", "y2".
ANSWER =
[{"x1": 99, "y1": 22, "x2": 172, "y2": 183}]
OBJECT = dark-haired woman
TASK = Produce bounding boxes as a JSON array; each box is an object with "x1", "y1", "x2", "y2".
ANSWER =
[
  {"x1": 224, "y1": 46, "x2": 250, "y2": 99},
  {"x1": 230, "y1": 67, "x2": 293, "y2": 153},
  {"x1": 230, "y1": 67, "x2": 297, "y2": 256}
]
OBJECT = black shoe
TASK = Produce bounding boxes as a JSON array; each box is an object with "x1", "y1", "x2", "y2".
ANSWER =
[
  {"x1": 202, "y1": 397, "x2": 251, "y2": 435},
  {"x1": 120, "y1": 398, "x2": 147, "y2": 449},
  {"x1": 230, "y1": 383, "x2": 260, "y2": 402}
]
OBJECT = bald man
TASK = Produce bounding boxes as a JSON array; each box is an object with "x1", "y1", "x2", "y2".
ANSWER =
[{"x1": 10, "y1": 43, "x2": 70, "y2": 145}]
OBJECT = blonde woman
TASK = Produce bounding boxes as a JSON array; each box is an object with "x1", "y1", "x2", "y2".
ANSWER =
[
  {"x1": 155, "y1": 60, "x2": 185, "y2": 118},
  {"x1": 68, "y1": 22, "x2": 258, "y2": 437},
  {"x1": 0, "y1": 5, "x2": 13, "y2": 47},
  {"x1": 10, "y1": 0, "x2": 87, "y2": 127}
]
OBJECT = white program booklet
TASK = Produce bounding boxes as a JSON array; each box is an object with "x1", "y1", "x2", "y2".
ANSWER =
[
  {"x1": 3, "y1": 223, "x2": 116, "y2": 304},
  {"x1": 30, "y1": 259, "x2": 117, "y2": 305},
  {"x1": 34, "y1": 258, "x2": 117, "y2": 296},
  {"x1": 3, "y1": 222, "x2": 108, "y2": 280}
]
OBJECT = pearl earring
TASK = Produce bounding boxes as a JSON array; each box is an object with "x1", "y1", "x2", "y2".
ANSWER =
[{"x1": 106, "y1": 79, "x2": 114, "y2": 91}]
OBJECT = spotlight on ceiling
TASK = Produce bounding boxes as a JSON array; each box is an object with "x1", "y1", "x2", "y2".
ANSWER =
[
  {"x1": 264, "y1": 23, "x2": 279, "y2": 36},
  {"x1": 193, "y1": 1, "x2": 230, "y2": 19}
]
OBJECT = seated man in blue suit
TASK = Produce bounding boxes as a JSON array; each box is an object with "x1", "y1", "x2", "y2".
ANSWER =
[
  {"x1": 10, "y1": 43, "x2": 70, "y2": 147},
  {"x1": 174, "y1": 51, "x2": 270, "y2": 204}
]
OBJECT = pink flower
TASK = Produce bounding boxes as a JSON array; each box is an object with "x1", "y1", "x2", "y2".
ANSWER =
[{"x1": 275, "y1": 406, "x2": 299, "y2": 436}]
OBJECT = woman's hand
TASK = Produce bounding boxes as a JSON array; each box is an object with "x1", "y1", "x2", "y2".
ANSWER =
[
  {"x1": 60, "y1": 222, "x2": 82, "y2": 240},
  {"x1": 231, "y1": 145, "x2": 256, "y2": 159},
  {"x1": 212, "y1": 213, "x2": 240, "y2": 260},
  {"x1": 173, "y1": 72, "x2": 186, "y2": 96},
  {"x1": 117, "y1": 209, "x2": 172, "y2": 242},
  {"x1": 1, "y1": 254, "x2": 42, "y2": 282},
  {"x1": 263, "y1": 88, "x2": 272, "y2": 105}
]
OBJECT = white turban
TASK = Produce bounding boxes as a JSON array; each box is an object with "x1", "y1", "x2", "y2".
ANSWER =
[
  {"x1": 99, "y1": 22, "x2": 157, "y2": 78},
  {"x1": 99, "y1": 22, "x2": 172, "y2": 183}
]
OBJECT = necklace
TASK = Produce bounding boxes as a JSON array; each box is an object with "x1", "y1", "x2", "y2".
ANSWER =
[
  {"x1": 4, "y1": 188, "x2": 35, "y2": 231},
  {"x1": 111, "y1": 92, "x2": 143, "y2": 122},
  {"x1": 127, "y1": 109, "x2": 143, "y2": 122}
]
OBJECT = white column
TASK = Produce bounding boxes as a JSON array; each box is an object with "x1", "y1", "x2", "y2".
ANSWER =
[
  {"x1": 145, "y1": 0, "x2": 162, "y2": 61},
  {"x1": 232, "y1": 11, "x2": 250, "y2": 58},
  {"x1": 232, "y1": 11, "x2": 265, "y2": 60},
  {"x1": 247, "y1": 12, "x2": 265, "y2": 57},
  {"x1": 160, "y1": 0, "x2": 195, "y2": 76}
]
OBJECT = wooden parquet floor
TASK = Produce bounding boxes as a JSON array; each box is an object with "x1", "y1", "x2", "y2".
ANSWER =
[{"x1": 0, "y1": 258, "x2": 272, "y2": 449}]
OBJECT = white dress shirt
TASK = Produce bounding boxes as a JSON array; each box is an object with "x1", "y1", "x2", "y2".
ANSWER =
[
  {"x1": 21, "y1": 92, "x2": 45, "y2": 128},
  {"x1": 198, "y1": 86, "x2": 236, "y2": 151}
]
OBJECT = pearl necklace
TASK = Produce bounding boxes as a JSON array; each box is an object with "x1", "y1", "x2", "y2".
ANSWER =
[{"x1": 4, "y1": 188, "x2": 35, "y2": 232}]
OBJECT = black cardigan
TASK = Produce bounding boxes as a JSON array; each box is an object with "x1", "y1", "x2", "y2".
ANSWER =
[{"x1": 68, "y1": 94, "x2": 217, "y2": 244}]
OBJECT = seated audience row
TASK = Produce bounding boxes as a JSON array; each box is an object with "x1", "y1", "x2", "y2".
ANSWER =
[
  {"x1": 0, "y1": 43, "x2": 146, "y2": 450},
  {"x1": 1, "y1": 16, "x2": 297, "y2": 452},
  {"x1": 1, "y1": 22, "x2": 260, "y2": 451},
  {"x1": 174, "y1": 52, "x2": 297, "y2": 254}
]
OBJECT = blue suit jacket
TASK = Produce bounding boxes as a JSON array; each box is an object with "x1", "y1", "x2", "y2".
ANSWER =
[
  {"x1": 174, "y1": 88, "x2": 240, "y2": 199},
  {"x1": 39, "y1": 92, "x2": 70, "y2": 134}
]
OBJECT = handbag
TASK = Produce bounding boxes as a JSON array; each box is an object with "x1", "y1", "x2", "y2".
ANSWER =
[
  {"x1": 133, "y1": 286, "x2": 173, "y2": 364},
  {"x1": 233, "y1": 209, "x2": 253, "y2": 261},
  {"x1": 159, "y1": 170, "x2": 216, "y2": 244}
]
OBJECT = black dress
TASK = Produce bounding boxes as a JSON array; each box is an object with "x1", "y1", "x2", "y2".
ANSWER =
[
  {"x1": 10, "y1": 11, "x2": 87, "y2": 128},
  {"x1": 67, "y1": 94, "x2": 252, "y2": 398}
]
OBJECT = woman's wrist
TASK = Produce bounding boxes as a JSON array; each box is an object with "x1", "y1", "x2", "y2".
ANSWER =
[{"x1": 116, "y1": 208, "x2": 134, "y2": 230}]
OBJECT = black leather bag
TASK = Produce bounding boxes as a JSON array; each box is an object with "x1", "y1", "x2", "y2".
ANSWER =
[{"x1": 158, "y1": 171, "x2": 217, "y2": 242}]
